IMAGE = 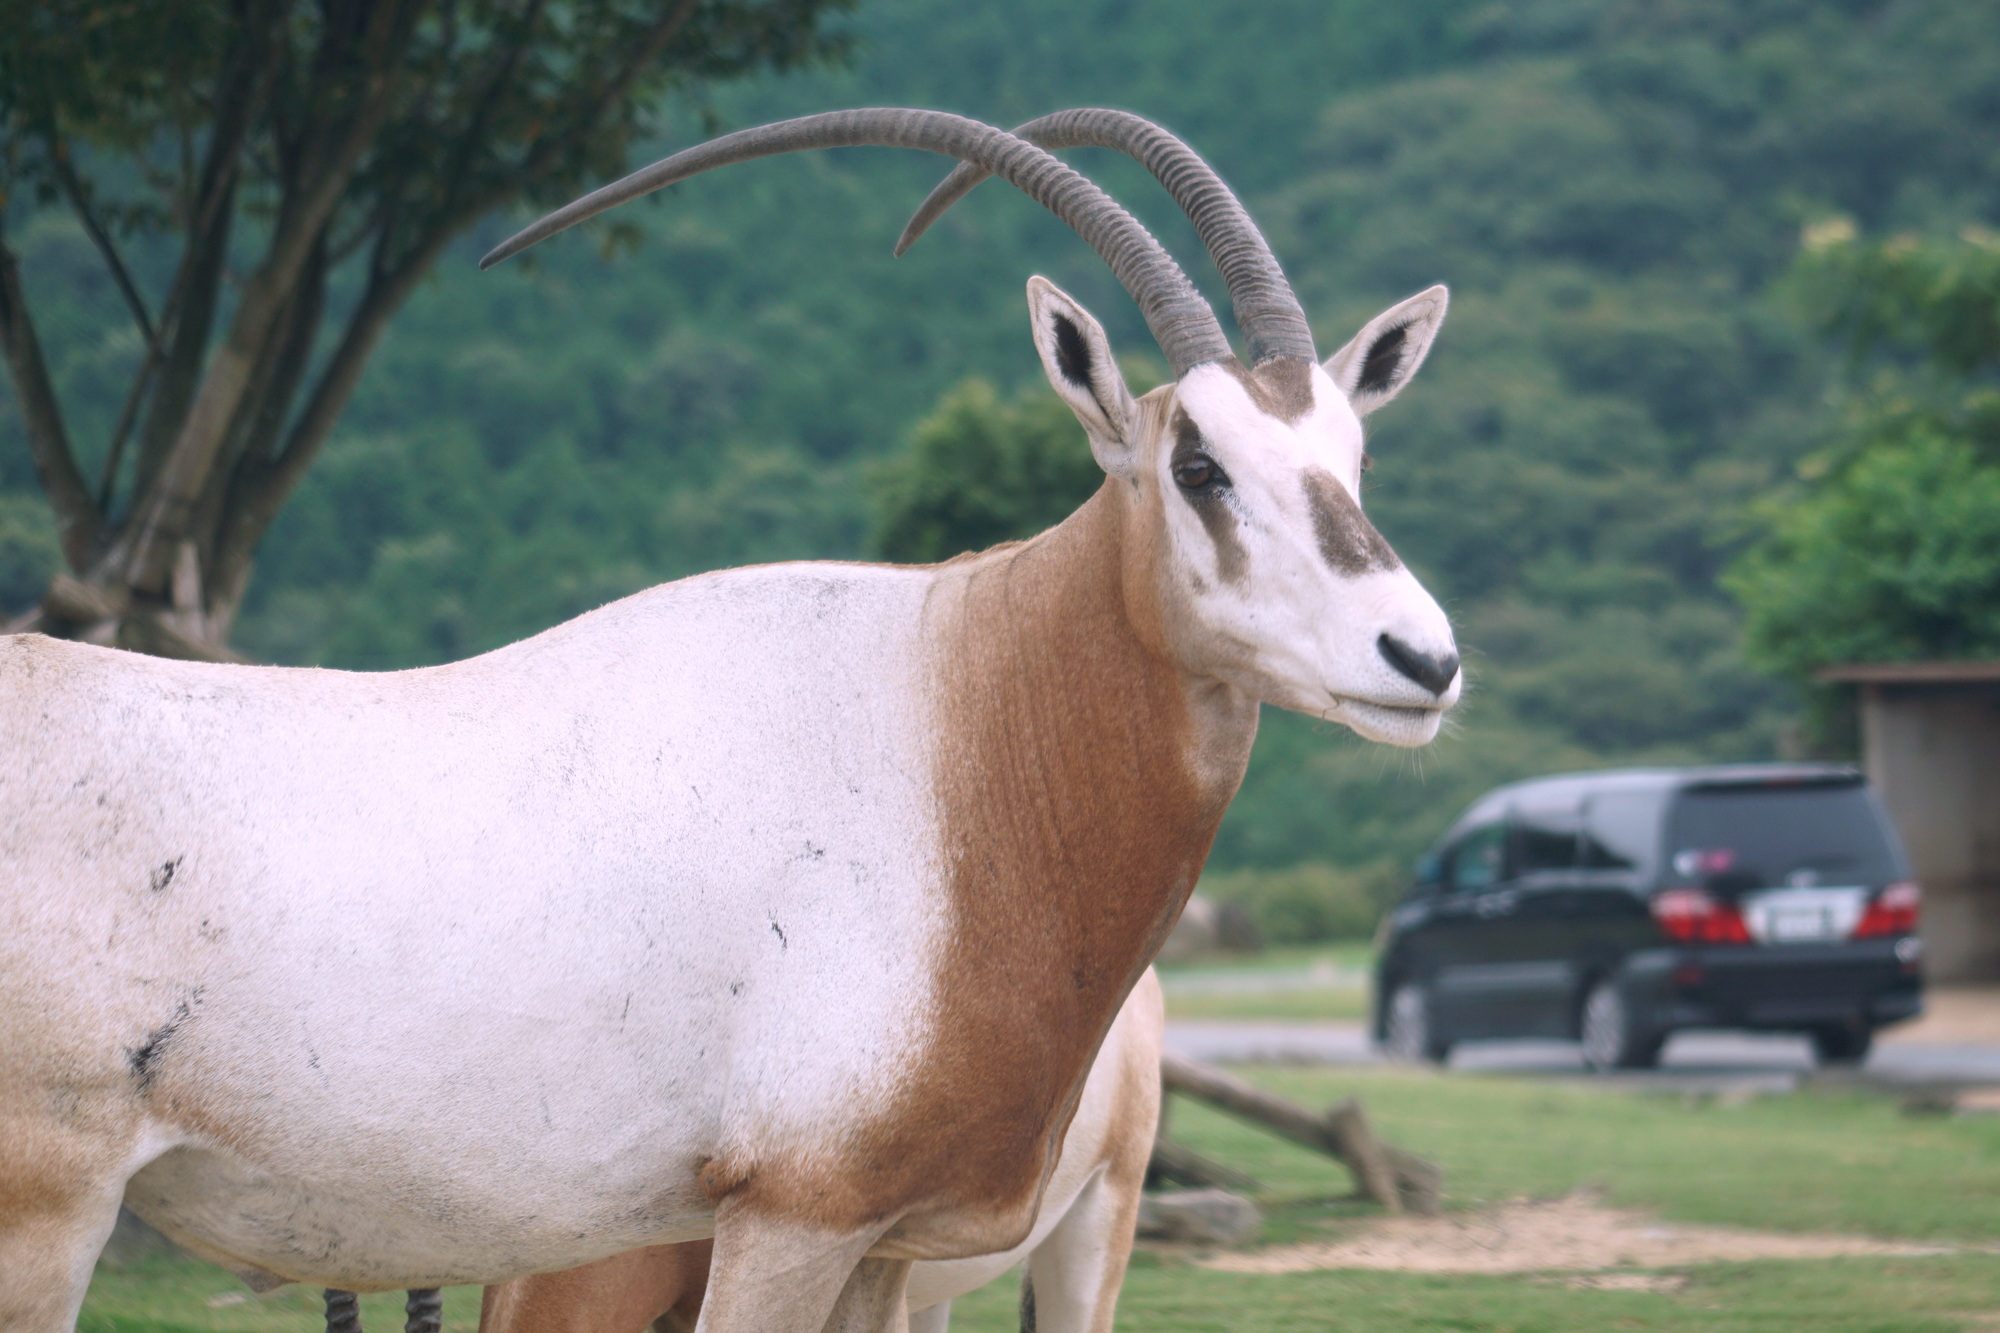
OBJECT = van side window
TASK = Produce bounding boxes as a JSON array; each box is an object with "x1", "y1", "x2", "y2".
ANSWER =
[
  {"x1": 1444, "y1": 823, "x2": 1507, "y2": 892},
  {"x1": 1511, "y1": 804, "x2": 1579, "y2": 875},
  {"x1": 1581, "y1": 791, "x2": 1662, "y2": 877}
]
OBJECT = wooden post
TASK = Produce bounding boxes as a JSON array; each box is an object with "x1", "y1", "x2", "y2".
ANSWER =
[
  {"x1": 1324, "y1": 1097, "x2": 1401, "y2": 1213},
  {"x1": 1382, "y1": 1143, "x2": 1445, "y2": 1215}
]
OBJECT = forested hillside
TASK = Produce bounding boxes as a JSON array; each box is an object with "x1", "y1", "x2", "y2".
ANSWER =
[{"x1": 5, "y1": 0, "x2": 1997, "y2": 888}]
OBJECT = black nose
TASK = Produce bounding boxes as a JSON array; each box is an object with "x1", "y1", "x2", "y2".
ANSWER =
[{"x1": 1377, "y1": 633, "x2": 1459, "y2": 696}]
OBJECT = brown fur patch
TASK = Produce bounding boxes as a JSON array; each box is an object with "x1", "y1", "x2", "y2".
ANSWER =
[
  {"x1": 1302, "y1": 468, "x2": 1400, "y2": 576},
  {"x1": 0, "y1": 1098, "x2": 145, "y2": 1324},
  {"x1": 722, "y1": 483, "x2": 1251, "y2": 1254},
  {"x1": 481, "y1": 1240, "x2": 713, "y2": 1333},
  {"x1": 1222, "y1": 357, "x2": 1315, "y2": 424},
  {"x1": 699, "y1": 1157, "x2": 753, "y2": 1205}
]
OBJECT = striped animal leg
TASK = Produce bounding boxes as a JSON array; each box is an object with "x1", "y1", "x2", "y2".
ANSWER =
[{"x1": 325, "y1": 1289, "x2": 363, "y2": 1333}]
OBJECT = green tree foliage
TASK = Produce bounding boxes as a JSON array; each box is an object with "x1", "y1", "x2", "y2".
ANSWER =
[
  {"x1": 1731, "y1": 428, "x2": 2000, "y2": 670},
  {"x1": 0, "y1": 0, "x2": 850, "y2": 657},
  {"x1": 0, "y1": 490, "x2": 57, "y2": 609},
  {"x1": 7, "y1": 0, "x2": 1999, "y2": 875},
  {"x1": 1728, "y1": 229, "x2": 2000, "y2": 681},
  {"x1": 868, "y1": 378, "x2": 1102, "y2": 564},
  {"x1": 1802, "y1": 226, "x2": 2000, "y2": 378}
]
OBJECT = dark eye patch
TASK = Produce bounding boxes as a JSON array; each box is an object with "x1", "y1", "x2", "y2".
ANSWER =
[{"x1": 1170, "y1": 408, "x2": 1246, "y2": 583}]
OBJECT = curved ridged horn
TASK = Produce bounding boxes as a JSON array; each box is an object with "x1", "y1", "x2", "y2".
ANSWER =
[
  {"x1": 896, "y1": 109, "x2": 1316, "y2": 367},
  {"x1": 480, "y1": 108, "x2": 1232, "y2": 375}
]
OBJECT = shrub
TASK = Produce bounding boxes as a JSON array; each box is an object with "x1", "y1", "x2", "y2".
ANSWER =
[{"x1": 1198, "y1": 861, "x2": 1401, "y2": 944}]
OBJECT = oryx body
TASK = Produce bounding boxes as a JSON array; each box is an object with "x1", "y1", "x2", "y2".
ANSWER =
[{"x1": 1, "y1": 108, "x2": 1457, "y2": 1333}]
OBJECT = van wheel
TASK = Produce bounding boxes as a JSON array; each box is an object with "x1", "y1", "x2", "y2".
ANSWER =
[
  {"x1": 1581, "y1": 981, "x2": 1663, "y2": 1071},
  {"x1": 1384, "y1": 982, "x2": 1449, "y2": 1065},
  {"x1": 1810, "y1": 1024, "x2": 1874, "y2": 1066}
]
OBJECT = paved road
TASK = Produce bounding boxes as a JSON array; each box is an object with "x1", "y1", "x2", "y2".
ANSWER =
[{"x1": 1164, "y1": 1020, "x2": 2000, "y2": 1090}]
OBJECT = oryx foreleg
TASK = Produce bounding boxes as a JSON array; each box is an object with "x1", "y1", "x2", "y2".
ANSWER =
[
  {"x1": 0, "y1": 1117, "x2": 133, "y2": 1333},
  {"x1": 692, "y1": 1205, "x2": 910, "y2": 1333}
]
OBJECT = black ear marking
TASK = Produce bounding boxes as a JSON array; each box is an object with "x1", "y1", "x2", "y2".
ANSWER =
[
  {"x1": 1356, "y1": 323, "x2": 1408, "y2": 394},
  {"x1": 1053, "y1": 313, "x2": 1093, "y2": 387}
]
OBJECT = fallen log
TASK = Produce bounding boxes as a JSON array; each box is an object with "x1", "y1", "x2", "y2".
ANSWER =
[
  {"x1": 1159, "y1": 1051, "x2": 1442, "y2": 1214},
  {"x1": 1148, "y1": 1136, "x2": 1261, "y2": 1192}
]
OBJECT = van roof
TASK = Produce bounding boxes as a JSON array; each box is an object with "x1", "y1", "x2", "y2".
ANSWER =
[{"x1": 1451, "y1": 762, "x2": 1864, "y2": 828}]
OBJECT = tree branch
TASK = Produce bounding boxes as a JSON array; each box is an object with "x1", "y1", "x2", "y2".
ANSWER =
[
  {"x1": 96, "y1": 346, "x2": 158, "y2": 511},
  {"x1": 189, "y1": 227, "x2": 329, "y2": 567},
  {"x1": 132, "y1": 3, "x2": 278, "y2": 498},
  {"x1": 596, "y1": 0, "x2": 707, "y2": 130},
  {"x1": 520, "y1": 0, "x2": 703, "y2": 180},
  {"x1": 436, "y1": 0, "x2": 549, "y2": 213},
  {"x1": 51, "y1": 146, "x2": 155, "y2": 345},
  {"x1": 0, "y1": 229, "x2": 100, "y2": 569}
]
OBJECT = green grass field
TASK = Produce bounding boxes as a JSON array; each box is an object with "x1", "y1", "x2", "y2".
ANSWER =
[
  {"x1": 948, "y1": 1254, "x2": 2000, "y2": 1333},
  {"x1": 81, "y1": 1066, "x2": 2000, "y2": 1333},
  {"x1": 1165, "y1": 1067, "x2": 2000, "y2": 1240},
  {"x1": 1156, "y1": 944, "x2": 1373, "y2": 1022},
  {"x1": 79, "y1": 1272, "x2": 486, "y2": 1333}
]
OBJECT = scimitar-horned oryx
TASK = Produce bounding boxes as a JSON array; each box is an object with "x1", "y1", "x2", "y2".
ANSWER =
[
  {"x1": 477, "y1": 971, "x2": 1164, "y2": 1333},
  {"x1": 0, "y1": 107, "x2": 1456, "y2": 1333}
]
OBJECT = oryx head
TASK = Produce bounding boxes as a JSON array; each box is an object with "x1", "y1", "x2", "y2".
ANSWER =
[{"x1": 483, "y1": 108, "x2": 1459, "y2": 746}]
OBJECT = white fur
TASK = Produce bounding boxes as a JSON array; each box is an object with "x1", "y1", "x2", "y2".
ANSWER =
[{"x1": 5, "y1": 566, "x2": 945, "y2": 1292}]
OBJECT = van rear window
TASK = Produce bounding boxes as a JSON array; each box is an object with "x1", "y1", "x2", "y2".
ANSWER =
[{"x1": 1663, "y1": 784, "x2": 1905, "y2": 890}]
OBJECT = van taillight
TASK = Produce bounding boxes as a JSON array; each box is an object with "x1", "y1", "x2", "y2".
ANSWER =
[
  {"x1": 1853, "y1": 881, "x2": 1921, "y2": 939},
  {"x1": 1652, "y1": 887, "x2": 1752, "y2": 945}
]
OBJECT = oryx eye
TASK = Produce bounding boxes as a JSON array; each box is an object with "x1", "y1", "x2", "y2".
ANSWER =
[{"x1": 1173, "y1": 454, "x2": 1224, "y2": 491}]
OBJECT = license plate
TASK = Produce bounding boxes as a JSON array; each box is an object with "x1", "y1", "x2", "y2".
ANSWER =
[
  {"x1": 1766, "y1": 906, "x2": 1837, "y2": 941},
  {"x1": 1743, "y1": 887, "x2": 1868, "y2": 944}
]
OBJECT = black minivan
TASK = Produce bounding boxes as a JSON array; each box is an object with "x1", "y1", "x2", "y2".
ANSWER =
[{"x1": 1373, "y1": 764, "x2": 1924, "y2": 1069}]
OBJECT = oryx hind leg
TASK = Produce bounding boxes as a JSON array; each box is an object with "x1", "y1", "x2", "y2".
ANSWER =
[
  {"x1": 1020, "y1": 967, "x2": 1160, "y2": 1333},
  {"x1": 1017, "y1": 1166, "x2": 1143, "y2": 1333},
  {"x1": 904, "y1": 1300, "x2": 950, "y2": 1333},
  {"x1": 693, "y1": 1205, "x2": 910, "y2": 1333}
]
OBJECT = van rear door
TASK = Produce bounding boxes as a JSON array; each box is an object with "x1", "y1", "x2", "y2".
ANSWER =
[{"x1": 1663, "y1": 778, "x2": 1907, "y2": 944}]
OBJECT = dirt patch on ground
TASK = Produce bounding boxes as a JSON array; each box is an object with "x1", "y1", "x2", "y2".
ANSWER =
[
  {"x1": 1884, "y1": 986, "x2": 2000, "y2": 1045},
  {"x1": 1203, "y1": 1193, "x2": 1965, "y2": 1275}
]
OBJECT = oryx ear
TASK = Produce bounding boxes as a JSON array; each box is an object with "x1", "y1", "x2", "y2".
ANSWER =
[
  {"x1": 1323, "y1": 285, "x2": 1448, "y2": 418},
  {"x1": 1027, "y1": 276, "x2": 1139, "y2": 475}
]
